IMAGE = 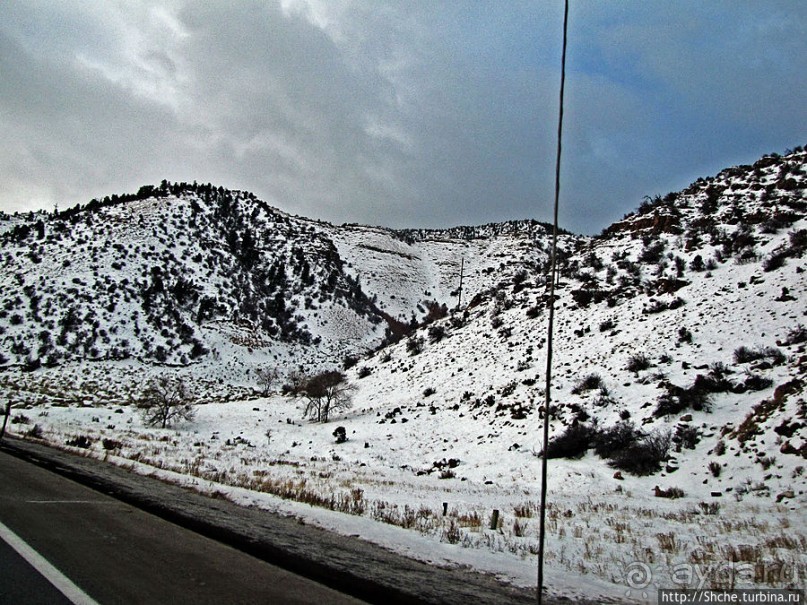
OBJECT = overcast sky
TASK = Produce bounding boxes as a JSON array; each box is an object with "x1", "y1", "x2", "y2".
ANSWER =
[{"x1": 1, "y1": 1, "x2": 805, "y2": 234}]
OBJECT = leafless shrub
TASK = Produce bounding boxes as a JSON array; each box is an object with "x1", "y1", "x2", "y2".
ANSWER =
[
  {"x1": 299, "y1": 371, "x2": 355, "y2": 423},
  {"x1": 136, "y1": 376, "x2": 196, "y2": 428}
]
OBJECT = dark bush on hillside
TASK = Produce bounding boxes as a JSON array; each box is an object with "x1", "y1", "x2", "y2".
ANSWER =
[
  {"x1": 406, "y1": 335, "x2": 424, "y2": 356},
  {"x1": 65, "y1": 435, "x2": 93, "y2": 449},
  {"x1": 790, "y1": 229, "x2": 807, "y2": 252},
  {"x1": 742, "y1": 374, "x2": 773, "y2": 392},
  {"x1": 609, "y1": 429, "x2": 672, "y2": 476},
  {"x1": 282, "y1": 369, "x2": 308, "y2": 397},
  {"x1": 333, "y1": 426, "x2": 348, "y2": 444},
  {"x1": 626, "y1": 353, "x2": 651, "y2": 373},
  {"x1": 571, "y1": 373, "x2": 605, "y2": 394},
  {"x1": 762, "y1": 228, "x2": 807, "y2": 271},
  {"x1": 654, "y1": 380, "x2": 713, "y2": 417},
  {"x1": 102, "y1": 438, "x2": 122, "y2": 451},
  {"x1": 678, "y1": 327, "x2": 693, "y2": 343},
  {"x1": 639, "y1": 240, "x2": 666, "y2": 264},
  {"x1": 673, "y1": 424, "x2": 700, "y2": 451},
  {"x1": 782, "y1": 325, "x2": 807, "y2": 346},
  {"x1": 692, "y1": 372, "x2": 732, "y2": 394},
  {"x1": 428, "y1": 324, "x2": 446, "y2": 343},
  {"x1": 571, "y1": 288, "x2": 608, "y2": 308},
  {"x1": 592, "y1": 421, "x2": 644, "y2": 459},
  {"x1": 733, "y1": 345, "x2": 785, "y2": 365},
  {"x1": 544, "y1": 424, "x2": 596, "y2": 459},
  {"x1": 763, "y1": 251, "x2": 788, "y2": 272},
  {"x1": 644, "y1": 297, "x2": 685, "y2": 315},
  {"x1": 583, "y1": 252, "x2": 604, "y2": 270},
  {"x1": 599, "y1": 319, "x2": 615, "y2": 332}
]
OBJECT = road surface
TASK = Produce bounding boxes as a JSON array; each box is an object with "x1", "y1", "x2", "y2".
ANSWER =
[{"x1": 0, "y1": 450, "x2": 366, "y2": 604}]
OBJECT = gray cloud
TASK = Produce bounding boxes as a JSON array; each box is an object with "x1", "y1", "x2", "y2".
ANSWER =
[{"x1": 1, "y1": 1, "x2": 805, "y2": 233}]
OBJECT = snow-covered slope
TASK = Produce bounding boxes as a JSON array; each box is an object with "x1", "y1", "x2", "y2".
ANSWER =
[
  {"x1": 1, "y1": 147, "x2": 805, "y2": 602},
  {"x1": 0, "y1": 184, "x2": 569, "y2": 381}
]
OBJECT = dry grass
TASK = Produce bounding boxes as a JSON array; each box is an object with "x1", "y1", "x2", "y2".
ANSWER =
[{"x1": 15, "y1": 419, "x2": 807, "y2": 594}]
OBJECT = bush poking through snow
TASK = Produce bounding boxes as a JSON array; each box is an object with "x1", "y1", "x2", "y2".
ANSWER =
[
  {"x1": 599, "y1": 319, "x2": 615, "y2": 332},
  {"x1": 654, "y1": 378, "x2": 715, "y2": 417},
  {"x1": 653, "y1": 485, "x2": 685, "y2": 499},
  {"x1": 610, "y1": 429, "x2": 672, "y2": 476},
  {"x1": 677, "y1": 327, "x2": 693, "y2": 344},
  {"x1": 698, "y1": 501, "x2": 721, "y2": 515},
  {"x1": 673, "y1": 424, "x2": 701, "y2": 451},
  {"x1": 782, "y1": 325, "x2": 807, "y2": 346},
  {"x1": 571, "y1": 373, "x2": 606, "y2": 394},
  {"x1": 65, "y1": 435, "x2": 93, "y2": 449},
  {"x1": 333, "y1": 426, "x2": 348, "y2": 444},
  {"x1": 592, "y1": 421, "x2": 644, "y2": 459},
  {"x1": 626, "y1": 353, "x2": 651, "y2": 373},
  {"x1": 428, "y1": 324, "x2": 446, "y2": 343},
  {"x1": 733, "y1": 345, "x2": 785, "y2": 366},
  {"x1": 643, "y1": 297, "x2": 685, "y2": 315},
  {"x1": 406, "y1": 336, "x2": 424, "y2": 356},
  {"x1": 254, "y1": 367, "x2": 279, "y2": 395},
  {"x1": 742, "y1": 373, "x2": 773, "y2": 392},
  {"x1": 544, "y1": 424, "x2": 596, "y2": 459},
  {"x1": 25, "y1": 424, "x2": 43, "y2": 439}
]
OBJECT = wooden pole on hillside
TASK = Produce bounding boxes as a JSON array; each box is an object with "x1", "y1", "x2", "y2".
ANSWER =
[
  {"x1": 538, "y1": 1, "x2": 569, "y2": 603},
  {"x1": 456, "y1": 257, "x2": 465, "y2": 312}
]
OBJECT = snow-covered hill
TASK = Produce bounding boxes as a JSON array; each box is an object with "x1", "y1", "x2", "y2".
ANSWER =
[
  {"x1": 1, "y1": 146, "x2": 805, "y2": 602},
  {"x1": 0, "y1": 182, "x2": 572, "y2": 387}
]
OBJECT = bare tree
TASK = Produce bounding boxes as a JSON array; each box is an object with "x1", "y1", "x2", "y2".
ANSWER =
[
  {"x1": 300, "y1": 371, "x2": 355, "y2": 423},
  {"x1": 283, "y1": 367, "x2": 309, "y2": 396},
  {"x1": 255, "y1": 367, "x2": 279, "y2": 396},
  {"x1": 137, "y1": 376, "x2": 196, "y2": 428}
]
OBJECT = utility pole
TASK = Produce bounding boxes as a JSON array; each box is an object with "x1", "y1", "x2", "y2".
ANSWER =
[
  {"x1": 538, "y1": 1, "x2": 570, "y2": 603},
  {"x1": 455, "y1": 257, "x2": 464, "y2": 312},
  {"x1": 0, "y1": 401, "x2": 11, "y2": 439}
]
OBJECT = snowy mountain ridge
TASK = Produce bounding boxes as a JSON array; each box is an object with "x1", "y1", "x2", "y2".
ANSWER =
[{"x1": 0, "y1": 180, "x2": 576, "y2": 379}]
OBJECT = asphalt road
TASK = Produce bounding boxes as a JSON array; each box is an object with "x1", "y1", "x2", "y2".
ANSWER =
[
  {"x1": 0, "y1": 450, "x2": 366, "y2": 605},
  {"x1": 0, "y1": 534, "x2": 74, "y2": 605}
]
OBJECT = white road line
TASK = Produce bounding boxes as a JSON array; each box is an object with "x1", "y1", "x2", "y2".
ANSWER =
[
  {"x1": 0, "y1": 519, "x2": 101, "y2": 605},
  {"x1": 26, "y1": 500, "x2": 110, "y2": 504}
]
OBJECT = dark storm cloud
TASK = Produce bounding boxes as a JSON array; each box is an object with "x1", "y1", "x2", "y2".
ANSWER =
[{"x1": 1, "y1": 1, "x2": 805, "y2": 233}]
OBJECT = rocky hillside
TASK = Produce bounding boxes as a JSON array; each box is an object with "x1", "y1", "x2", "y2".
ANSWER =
[
  {"x1": 0, "y1": 181, "x2": 574, "y2": 395},
  {"x1": 337, "y1": 145, "x2": 806, "y2": 498}
]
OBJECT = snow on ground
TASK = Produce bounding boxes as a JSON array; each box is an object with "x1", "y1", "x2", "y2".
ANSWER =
[{"x1": 7, "y1": 390, "x2": 804, "y2": 604}]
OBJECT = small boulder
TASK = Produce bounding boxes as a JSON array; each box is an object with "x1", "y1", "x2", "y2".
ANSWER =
[{"x1": 776, "y1": 490, "x2": 795, "y2": 503}]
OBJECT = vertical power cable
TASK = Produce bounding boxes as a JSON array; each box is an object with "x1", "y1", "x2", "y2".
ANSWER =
[{"x1": 537, "y1": 0, "x2": 569, "y2": 603}]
